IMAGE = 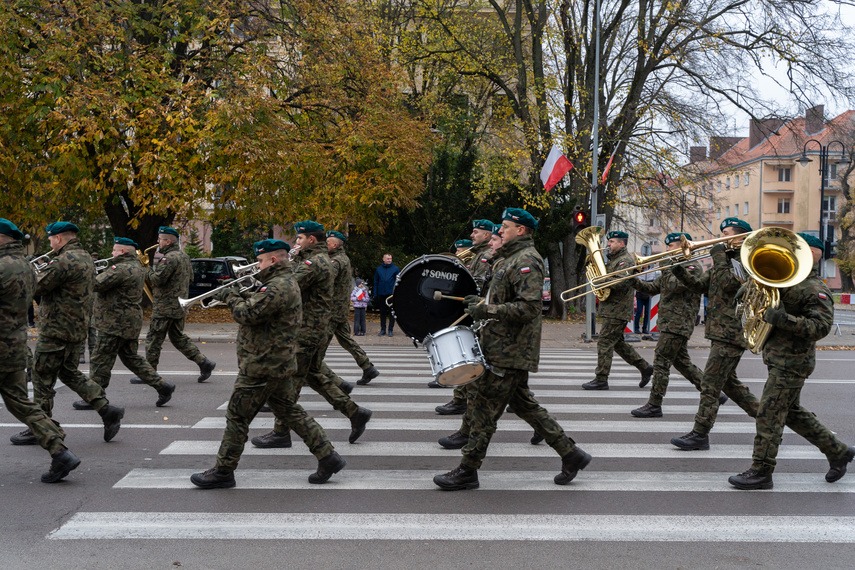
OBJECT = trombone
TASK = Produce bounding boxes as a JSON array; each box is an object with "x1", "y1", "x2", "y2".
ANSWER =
[
  {"x1": 30, "y1": 250, "x2": 55, "y2": 273},
  {"x1": 177, "y1": 271, "x2": 260, "y2": 312}
]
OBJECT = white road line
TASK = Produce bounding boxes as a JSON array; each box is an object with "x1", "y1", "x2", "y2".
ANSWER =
[
  {"x1": 217, "y1": 402, "x2": 749, "y2": 414},
  {"x1": 47, "y1": 513, "x2": 855, "y2": 542},
  {"x1": 0, "y1": 423, "x2": 193, "y2": 429},
  {"x1": 235, "y1": 387, "x2": 708, "y2": 399}
]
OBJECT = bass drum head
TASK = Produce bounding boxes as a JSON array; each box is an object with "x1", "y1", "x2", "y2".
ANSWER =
[{"x1": 392, "y1": 255, "x2": 478, "y2": 341}]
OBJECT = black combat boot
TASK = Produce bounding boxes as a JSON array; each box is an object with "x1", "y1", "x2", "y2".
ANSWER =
[
  {"x1": 41, "y1": 449, "x2": 81, "y2": 483},
  {"x1": 555, "y1": 447, "x2": 592, "y2": 485},
  {"x1": 98, "y1": 405, "x2": 125, "y2": 442},
  {"x1": 72, "y1": 399, "x2": 93, "y2": 410},
  {"x1": 671, "y1": 431, "x2": 710, "y2": 450},
  {"x1": 639, "y1": 365, "x2": 654, "y2": 388},
  {"x1": 309, "y1": 451, "x2": 346, "y2": 484},
  {"x1": 631, "y1": 403, "x2": 663, "y2": 418},
  {"x1": 129, "y1": 376, "x2": 144, "y2": 384},
  {"x1": 427, "y1": 380, "x2": 442, "y2": 388},
  {"x1": 582, "y1": 379, "x2": 609, "y2": 390},
  {"x1": 339, "y1": 380, "x2": 355, "y2": 395},
  {"x1": 728, "y1": 468, "x2": 773, "y2": 490},
  {"x1": 349, "y1": 407, "x2": 372, "y2": 443},
  {"x1": 719, "y1": 393, "x2": 729, "y2": 406},
  {"x1": 826, "y1": 446, "x2": 855, "y2": 483},
  {"x1": 251, "y1": 430, "x2": 292, "y2": 448},
  {"x1": 434, "y1": 464, "x2": 479, "y2": 490},
  {"x1": 530, "y1": 432, "x2": 545, "y2": 445},
  {"x1": 191, "y1": 467, "x2": 236, "y2": 489},
  {"x1": 197, "y1": 358, "x2": 216, "y2": 383},
  {"x1": 438, "y1": 431, "x2": 469, "y2": 450},
  {"x1": 435, "y1": 400, "x2": 467, "y2": 415},
  {"x1": 156, "y1": 382, "x2": 176, "y2": 407},
  {"x1": 10, "y1": 427, "x2": 37, "y2": 445},
  {"x1": 357, "y1": 365, "x2": 379, "y2": 385}
]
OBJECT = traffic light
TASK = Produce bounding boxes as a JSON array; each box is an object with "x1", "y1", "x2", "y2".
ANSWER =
[
  {"x1": 824, "y1": 240, "x2": 838, "y2": 260},
  {"x1": 572, "y1": 206, "x2": 590, "y2": 233}
]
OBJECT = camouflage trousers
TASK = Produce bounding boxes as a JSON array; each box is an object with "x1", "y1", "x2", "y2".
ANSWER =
[
  {"x1": 217, "y1": 372, "x2": 334, "y2": 472},
  {"x1": 462, "y1": 369, "x2": 575, "y2": 470},
  {"x1": 78, "y1": 326, "x2": 97, "y2": 359},
  {"x1": 751, "y1": 366, "x2": 849, "y2": 473},
  {"x1": 693, "y1": 341, "x2": 759, "y2": 436},
  {"x1": 91, "y1": 332, "x2": 166, "y2": 390},
  {"x1": 452, "y1": 379, "x2": 478, "y2": 408},
  {"x1": 33, "y1": 336, "x2": 108, "y2": 418},
  {"x1": 647, "y1": 332, "x2": 703, "y2": 406},
  {"x1": 332, "y1": 318, "x2": 372, "y2": 370},
  {"x1": 0, "y1": 369, "x2": 66, "y2": 453},
  {"x1": 145, "y1": 316, "x2": 205, "y2": 370},
  {"x1": 595, "y1": 318, "x2": 650, "y2": 381}
]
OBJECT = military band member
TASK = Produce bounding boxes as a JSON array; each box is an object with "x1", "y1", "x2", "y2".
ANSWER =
[
  {"x1": 325, "y1": 231, "x2": 380, "y2": 387},
  {"x1": 132, "y1": 226, "x2": 216, "y2": 384},
  {"x1": 0, "y1": 219, "x2": 81, "y2": 482},
  {"x1": 728, "y1": 233, "x2": 854, "y2": 489},
  {"x1": 191, "y1": 239, "x2": 345, "y2": 488},
  {"x1": 10, "y1": 222, "x2": 124, "y2": 446},
  {"x1": 252, "y1": 222, "x2": 371, "y2": 449},
  {"x1": 582, "y1": 230, "x2": 654, "y2": 390},
  {"x1": 72, "y1": 238, "x2": 175, "y2": 410},
  {"x1": 434, "y1": 208, "x2": 590, "y2": 490}
]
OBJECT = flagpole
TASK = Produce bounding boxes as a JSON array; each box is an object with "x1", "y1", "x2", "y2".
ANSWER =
[{"x1": 585, "y1": 0, "x2": 602, "y2": 342}]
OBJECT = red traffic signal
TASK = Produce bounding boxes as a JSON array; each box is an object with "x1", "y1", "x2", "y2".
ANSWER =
[{"x1": 572, "y1": 206, "x2": 590, "y2": 233}]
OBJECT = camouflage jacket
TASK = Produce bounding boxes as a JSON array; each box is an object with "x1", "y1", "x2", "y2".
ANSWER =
[
  {"x1": 597, "y1": 246, "x2": 636, "y2": 321},
  {"x1": 34, "y1": 238, "x2": 94, "y2": 343},
  {"x1": 480, "y1": 235, "x2": 543, "y2": 372},
  {"x1": 147, "y1": 242, "x2": 192, "y2": 319},
  {"x1": 292, "y1": 241, "x2": 335, "y2": 344},
  {"x1": 632, "y1": 260, "x2": 703, "y2": 338},
  {"x1": 328, "y1": 246, "x2": 353, "y2": 323},
  {"x1": 0, "y1": 241, "x2": 35, "y2": 372},
  {"x1": 93, "y1": 252, "x2": 144, "y2": 339},
  {"x1": 762, "y1": 265, "x2": 832, "y2": 377},
  {"x1": 672, "y1": 248, "x2": 747, "y2": 349},
  {"x1": 221, "y1": 260, "x2": 302, "y2": 378},
  {"x1": 467, "y1": 241, "x2": 493, "y2": 294}
]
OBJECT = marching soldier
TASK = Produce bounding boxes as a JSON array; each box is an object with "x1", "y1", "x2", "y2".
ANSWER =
[
  {"x1": 434, "y1": 208, "x2": 590, "y2": 490},
  {"x1": 132, "y1": 226, "x2": 216, "y2": 384},
  {"x1": 728, "y1": 233, "x2": 854, "y2": 489},
  {"x1": 72, "y1": 238, "x2": 175, "y2": 410},
  {"x1": 191, "y1": 239, "x2": 345, "y2": 488},
  {"x1": 10, "y1": 222, "x2": 124, "y2": 446},
  {"x1": 582, "y1": 230, "x2": 653, "y2": 390},
  {"x1": 0, "y1": 219, "x2": 81, "y2": 482}
]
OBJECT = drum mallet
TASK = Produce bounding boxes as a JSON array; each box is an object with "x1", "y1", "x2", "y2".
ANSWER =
[
  {"x1": 433, "y1": 291, "x2": 466, "y2": 302},
  {"x1": 449, "y1": 299, "x2": 485, "y2": 327}
]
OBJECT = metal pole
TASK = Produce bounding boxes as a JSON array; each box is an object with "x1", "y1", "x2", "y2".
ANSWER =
[
  {"x1": 585, "y1": 0, "x2": 601, "y2": 342},
  {"x1": 819, "y1": 146, "x2": 827, "y2": 278}
]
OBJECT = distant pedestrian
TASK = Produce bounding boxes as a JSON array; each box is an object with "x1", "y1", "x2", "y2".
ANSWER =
[
  {"x1": 351, "y1": 278, "x2": 369, "y2": 336},
  {"x1": 374, "y1": 253, "x2": 400, "y2": 337}
]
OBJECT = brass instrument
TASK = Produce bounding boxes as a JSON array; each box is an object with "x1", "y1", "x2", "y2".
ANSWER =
[
  {"x1": 232, "y1": 261, "x2": 259, "y2": 275},
  {"x1": 736, "y1": 228, "x2": 813, "y2": 354},
  {"x1": 29, "y1": 250, "x2": 55, "y2": 273},
  {"x1": 557, "y1": 227, "x2": 610, "y2": 303},
  {"x1": 94, "y1": 256, "x2": 119, "y2": 273},
  {"x1": 455, "y1": 246, "x2": 476, "y2": 265},
  {"x1": 177, "y1": 271, "x2": 260, "y2": 312},
  {"x1": 137, "y1": 244, "x2": 158, "y2": 302},
  {"x1": 288, "y1": 245, "x2": 302, "y2": 261}
]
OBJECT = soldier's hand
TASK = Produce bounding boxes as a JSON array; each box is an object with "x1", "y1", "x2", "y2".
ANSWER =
[
  {"x1": 465, "y1": 302, "x2": 489, "y2": 320},
  {"x1": 463, "y1": 294, "x2": 482, "y2": 306},
  {"x1": 212, "y1": 286, "x2": 236, "y2": 303},
  {"x1": 670, "y1": 263, "x2": 687, "y2": 279},
  {"x1": 734, "y1": 283, "x2": 747, "y2": 304},
  {"x1": 710, "y1": 243, "x2": 727, "y2": 256},
  {"x1": 763, "y1": 304, "x2": 788, "y2": 327}
]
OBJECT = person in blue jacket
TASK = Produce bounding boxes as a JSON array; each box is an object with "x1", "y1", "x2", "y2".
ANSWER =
[{"x1": 374, "y1": 253, "x2": 400, "y2": 336}]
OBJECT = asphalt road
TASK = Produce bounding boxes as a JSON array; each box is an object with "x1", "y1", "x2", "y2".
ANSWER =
[{"x1": 1, "y1": 341, "x2": 854, "y2": 569}]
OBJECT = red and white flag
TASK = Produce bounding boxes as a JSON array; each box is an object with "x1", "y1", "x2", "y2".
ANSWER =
[
  {"x1": 540, "y1": 144, "x2": 573, "y2": 192},
  {"x1": 601, "y1": 147, "x2": 618, "y2": 184},
  {"x1": 357, "y1": 290, "x2": 367, "y2": 301}
]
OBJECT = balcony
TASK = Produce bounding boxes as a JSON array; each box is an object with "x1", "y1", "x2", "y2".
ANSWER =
[{"x1": 646, "y1": 225, "x2": 662, "y2": 236}]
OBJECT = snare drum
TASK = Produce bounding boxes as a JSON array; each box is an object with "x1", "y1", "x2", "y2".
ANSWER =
[{"x1": 423, "y1": 326, "x2": 486, "y2": 387}]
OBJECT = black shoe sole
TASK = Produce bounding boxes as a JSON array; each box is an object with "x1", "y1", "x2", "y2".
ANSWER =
[
  {"x1": 349, "y1": 409, "x2": 373, "y2": 444},
  {"x1": 190, "y1": 475, "x2": 236, "y2": 489},
  {"x1": 435, "y1": 406, "x2": 467, "y2": 415},
  {"x1": 582, "y1": 383, "x2": 609, "y2": 391},
  {"x1": 438, "y1": 439, "x2": 468, "y2": 450},
  {"x1": 10, "y1": 436, "x2": 38, "y2": 446},
  {"x1": 670, "y1": 439, "x2": 710, "y2": 451},
  {"x1": 251, "y1": 439, "x2": 292, "y2": 448},
  {"x1": 72, "y1": 401, "x2": 94, "y2": 410},
  {"x1": 631, "y1": 409, "x2": 663, "y2": 418},
  {"x1": 728, "y1": 478, "x2": 773, "y2": 490},
  {"x1": 433, "y1": 476, "x2": 479, "y2": 491},
  {"x1": 41, "y1": 457, "x2": 81, "y2": 484},
  {"x1": 309, "y1": 458, "x2": 346, "y2": 484}
]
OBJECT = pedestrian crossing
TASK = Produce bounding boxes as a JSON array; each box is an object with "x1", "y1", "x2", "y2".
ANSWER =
[{"x1": 40, "y1": 345, "x2": 855, "y2": 544}]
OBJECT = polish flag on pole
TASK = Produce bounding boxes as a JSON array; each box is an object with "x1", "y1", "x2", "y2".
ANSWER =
[
  {"x1": 540, "y1": 144, "x2": 573, "y2": 192},
  {"x1": 601, "y1": 147, "x2": 618, "y2": 184}
]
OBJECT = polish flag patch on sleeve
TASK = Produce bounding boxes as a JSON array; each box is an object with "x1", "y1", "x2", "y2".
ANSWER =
[
  {"x1": 521, "y1": 267, "x2": 531, "y2": 274},
  {"x1": 304, "y1": 260, "x2": 312, "y2": 265},
  {"x1": 260, "y1": 287, "x2": 268, "y2": 292},
  {"x1": 819, "y1": 292, "x2": 827, "y2": 300}
]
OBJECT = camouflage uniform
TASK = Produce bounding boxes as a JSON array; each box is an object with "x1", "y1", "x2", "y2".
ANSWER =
[
  {"x1": 327, "y1": 246, "x2": 373, "y2": 371},
  {"x1": 214, "y1": 260, "x2": 334, "y2": 471},
  {"x1": 632, "y1": 260, "x2": 704, "y2": 405},
  {"x1": 751, "y1": 266, "x2": 849, "y2": 472},
  {"x1": 90, "y1": 252, "x2": 168, "y2": 390},
  {"x1": 672, "y1": 248, "x2": 760, "y2": 434},
  {"x1": 0, "y1": 240, "x2": 67, "y2": 453},
  {"x1": 33, "y1": 238, "x2": 110, "y2": 416},
  {"x1": 461, "y1": 235, "x2": 578, "y2": 469},
  {"x1": 78, "y1": 294, "x2": 97, "y2": 361},
  {"x1": 594, "y1": 247, "x2": 650, "y2": 382},
  {"x1": 144, "y1": 241, "x2": 207, "y2": 368}
]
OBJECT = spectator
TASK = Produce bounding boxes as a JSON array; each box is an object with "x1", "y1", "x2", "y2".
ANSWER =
[
  {"x1": 374, "y1": 253, "x2": 400, "y2": 336},
  {"x1": 351, "y1": 278, "x2": 369, "y2": 336},
  {"x1": 634, "y1": 265, "x2": 657, "y2": 334}
]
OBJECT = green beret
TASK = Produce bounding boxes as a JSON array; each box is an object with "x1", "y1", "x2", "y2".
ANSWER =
[
  {"x1": 797, "y1": 232, "x2": 824, "y2": 252},
  {"x1": 254, "y1": 239, "x2": 290, "y2": 255},
  {"x1": 502, "y1": 207, "x2": 538, "y2": 230},
  {"x1": 114, "y1": 237, "x2": 139, "y2": 249},
  {"x1": 0, "y1": 218, "x2": 25, "y2": 240},
  {"x1": 664, "y1": 232, "x2": 691, "y2": 245},
  {"x1": 326, "y1": 230, "x2": 346, "y2": 242},
  {"x1": 491, "y1": 224, "x2": 501, "y2": 236},
  {"x1": 472, "y1": 219, "x2": 495, "y2": 231},
  {"x1": 46, "y1": 221, "x2": 79, "y2": 236},
  {"x1": 158, "y1": 226, "x2": 180, "y2": 238},
  {"x1": 606, "y1": 230, "x2": 628, "y2": 240},
  {"x1": 454, "y1": 239, "x2": 473, "y2": 249},
  {"x1": 294, "y1": 220, "x2": 324, "y2": 234},
  {"x1": 720, "y1": 217, "x2": 752, "y2": 232}
]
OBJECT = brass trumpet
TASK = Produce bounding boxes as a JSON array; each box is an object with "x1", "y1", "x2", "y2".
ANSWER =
[
  {"x1": 232, "y1": 261, "x2": 259, "y2": 275},
  {"x1": 29, "y1": 250, "x2": 55, "y2": 273},
  {"x1": 177, "y1": 271, "x2": 260, "y2": 312},
  {"x1": 94, "y1": 256, "x2": 119, "y2": 273}
]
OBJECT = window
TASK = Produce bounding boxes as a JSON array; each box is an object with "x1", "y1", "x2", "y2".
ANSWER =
[
  {"x1": 778, "y1": 167, "x2": 791, "y2": 182},
  {"x1": 777, "y1": 198, "x2": 790, "y2": 214},
  {"x1": 708, "y1": 222, "x2": 713, "y2": 233},
  {"x1": 733, "y1": 176, "x2": 739, "y2": 188},
  {"x1": 708, "y1": 197, "x2": 713, "y2": 209},
  {"x1": 743, "y1": 201, "x2": 749, "y2": 215},
  {"x1": 744, "y1": 173, "x2": 750, "y2": 186},
  {"x1": 717, "y1": 181, "x2": 722, "y2": 193},
  {"x1": 725, "y1": 206, "x2": 730, "y2": 217},
  {"x1": 823, "y1": 163, "x2": 840, "y2": 187},
  {"x1": 823, "y1": 196, "x2": 838, "y2": 219},
  {"x1": 717, "y1": 208, "x2": 722, "y2": 220},
  {"x1": 726, "y1": 178, "x2": 731, "y2": 191}
]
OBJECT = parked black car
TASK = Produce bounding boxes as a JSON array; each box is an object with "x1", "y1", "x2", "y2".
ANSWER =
[{"x1": 188, "y1": 257, "x2": 248, "y2": 299}]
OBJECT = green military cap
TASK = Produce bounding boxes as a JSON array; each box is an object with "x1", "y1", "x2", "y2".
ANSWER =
[
  {"x1": 491, "y1": 224, "x2": 501, "y2": 235},
  {"x1": 294, "y1": 220, "x2": 324, "y2": 234},
  {"x1": 46, "y1": 221, "x2": 79, "y2": 236},
  {"x1": 253, "y1": 239, "x2": 290, "y2": 255},
  {"x1": 664, "y1": 232, "x2": 691, "y2": 245},
  {"x1": 502, "y1": 207, "x2": 538, "y2": 230},
  {"x1": 0, "y1": 218, "x2": 25, "y2": 240},
  {"x1": 472, "y1": 219, "x2": 495, "y2": 231},
  {"x1": 720, "y1": 217, "x2": 752, "y2": 232},
  {"x1": 158, "y1": 226, "x2": 180, "y2": 238},
  {"x1": 114, "y1": 237, "x2": 139, "y2": 249},
  {"x1": 606, "y1": 230, "x2": 629, "y2": 240},
  {"x1": 326, "y1": 230, "x2": 346, "y2": 242},
  {"x1": 454, "y1": 239, "x2": 473, "y2": 248},
  {"x1": 797, "y1": 232, "x2": 824, "y2": 252}
]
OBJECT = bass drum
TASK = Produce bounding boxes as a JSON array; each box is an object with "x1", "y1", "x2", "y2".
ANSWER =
[{"x1": 391, "y1": 254, "x2": 478, "y2": 342}]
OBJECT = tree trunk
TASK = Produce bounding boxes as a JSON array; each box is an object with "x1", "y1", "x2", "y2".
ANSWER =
[{"x1": 103, "y1": 191, "x2": 175, "y2": 263}]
